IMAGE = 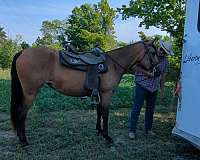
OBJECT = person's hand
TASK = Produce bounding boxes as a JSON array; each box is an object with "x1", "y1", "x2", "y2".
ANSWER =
[
  {"x1": 148, "y1": 72, "x2": 155, "y2": 77},
  {"x1": 153, "y1": 66, "x2": 161, "y2": 77},
  {"x1": 173, "y1": 80, "x2": 181, "y2": 96}
]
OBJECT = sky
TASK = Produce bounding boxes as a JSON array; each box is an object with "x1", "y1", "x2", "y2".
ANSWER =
[{"x1": 0, "y1": 0, "x2": 166, "y2": 44}]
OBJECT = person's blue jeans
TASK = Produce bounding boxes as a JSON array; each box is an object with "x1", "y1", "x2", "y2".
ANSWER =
[{"x1": 129, "y1": 84, "x2": 158, "y2": 133}]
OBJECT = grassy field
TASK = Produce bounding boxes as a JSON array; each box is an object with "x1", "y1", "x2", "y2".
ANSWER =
[{"x1": 0, "y1": 69, "x2": 200, "y2": 160}]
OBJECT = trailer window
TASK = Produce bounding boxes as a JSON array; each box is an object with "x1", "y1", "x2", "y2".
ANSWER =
[{"x1": 198, "y1": 1, "x2": 200, "y2": 32}]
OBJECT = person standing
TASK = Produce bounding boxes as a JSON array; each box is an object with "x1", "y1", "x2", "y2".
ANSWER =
[{"x1": 128, "y1": 40, "x2": 175, "y2": 139}]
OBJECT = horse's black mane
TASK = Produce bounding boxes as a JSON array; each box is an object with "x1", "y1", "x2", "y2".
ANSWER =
[{"x1": 106, "y1": 41, "x2": 154, "y2": 55}]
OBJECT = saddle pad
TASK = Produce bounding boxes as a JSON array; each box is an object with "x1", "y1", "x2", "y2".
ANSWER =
[
  {"x1": 60, "y1": 50, "x2": 106, "y2": 65},
  {"x1": 59, "y1": 52, "x2": 87, "y2": 66},
  {"x1": 59, "y1": 52, "x2": 108, "y2": 73},
  {"x1": 79, "y1": 53, "x2": 106, "y2": 64}
]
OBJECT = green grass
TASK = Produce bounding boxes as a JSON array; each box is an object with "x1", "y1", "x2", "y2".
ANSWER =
[
  {"x1": 0, "y1": 70, "x2": 200, "y2": 160},
  {"x1": 0, "y1": 69, "x2": 10, "y2": 80}
]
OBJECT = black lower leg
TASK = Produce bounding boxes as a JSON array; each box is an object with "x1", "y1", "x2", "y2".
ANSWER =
[
  {"x1": 96, "y1": 104, "x2": 102, "y2": 134},
  {"x1": 17, "y1": 113, "x2": 28, "y2": 145},
  {"x1": 102, "y1": 109, "x2": 113, "y2": 143}
]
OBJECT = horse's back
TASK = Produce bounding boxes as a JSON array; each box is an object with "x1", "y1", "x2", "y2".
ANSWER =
[
  {"x1": 17, "y1": 47, "x2": 56, "y2": 71},
  {"x1": 18, "y1": 47, "x2": 56, "y2": 64}
]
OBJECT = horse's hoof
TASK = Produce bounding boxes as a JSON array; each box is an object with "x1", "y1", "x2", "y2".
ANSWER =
[
  {"x1": 19, "y1": 138, "x2": 29, "y2": 146},
  {"x1": 103, "y1": 135, "x2": 113, "y2": 144},
  {"x1": 21, "y1": 141, "x2": 29, "y2": 146},
  {"x1": 97, "y1": 129, "x2": 102, "y2": 136},
  {"x1": 106, "y1": 136, "x2": 113, "y2": 144}
]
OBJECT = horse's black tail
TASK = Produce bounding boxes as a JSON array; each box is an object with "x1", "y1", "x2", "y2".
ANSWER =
[{"x1": 10, "y1": 51, "x2": 23, "y2": 131}]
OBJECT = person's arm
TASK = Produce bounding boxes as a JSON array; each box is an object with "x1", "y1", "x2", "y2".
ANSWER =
[
  {"x1": 173, "y1": 69, "x2": 182, "y2": 96},
  {"x1": 133, "y1": 66, "x2": 154, "y2": 77},
  {"x1": 172, "y1": 66, "x2": 182, "y2": 96},
  {"x1": 173, "y1": 80, "x2": 181, "y2": 96},
  {"x1": 160, "y1": 72, "x2": 166, "y2": 99},
  {"x1": 159, "y1": 57, "x2": 168, "y2": 100}
]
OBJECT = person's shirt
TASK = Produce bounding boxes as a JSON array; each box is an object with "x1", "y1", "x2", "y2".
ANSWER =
[{"x1": 134, "y1": 56, "x2": 168, "y2": 92}]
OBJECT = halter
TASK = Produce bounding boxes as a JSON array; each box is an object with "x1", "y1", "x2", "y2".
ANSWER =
[{"x1": 107, "y1": 41, "x2": 157, "y2": 74}]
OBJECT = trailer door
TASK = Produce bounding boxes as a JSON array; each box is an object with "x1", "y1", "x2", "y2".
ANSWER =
[{"x1": 173, "y1": 0, "x2": 200, "y2": 149}]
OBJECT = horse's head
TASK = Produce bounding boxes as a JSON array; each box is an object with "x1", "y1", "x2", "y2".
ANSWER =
[
  {"x1": 128, "y1": 40, "x2": 159, "y2": 74},
  {"x1": 142, "y1": 40, "x2": 160, "y2": 71}
]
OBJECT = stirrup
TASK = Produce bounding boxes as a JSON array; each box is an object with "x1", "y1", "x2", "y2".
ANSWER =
[{"x1": 91, "y1": 90, "x2": 101, "y2": 105}]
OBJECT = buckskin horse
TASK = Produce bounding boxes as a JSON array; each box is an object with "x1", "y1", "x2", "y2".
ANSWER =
[{"x1": 10, "y1": 41, "x2": 159, "y2": 145}]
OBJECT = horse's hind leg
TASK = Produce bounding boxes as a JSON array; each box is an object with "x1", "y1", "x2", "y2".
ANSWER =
[
  {"x1": 17, "y1": 105, "x2": 29, "y2": 145},
  {"x1": 17, "y1": 93, "x2": 36, "y2": 145}
]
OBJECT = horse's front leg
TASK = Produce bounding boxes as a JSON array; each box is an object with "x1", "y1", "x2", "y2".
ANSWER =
[
  {"x1": 96, "y1": 104, "x2": 102, "y2": 135},
  {"x1": 101, "y1": 90, "x2": 113, "y2": 143}
]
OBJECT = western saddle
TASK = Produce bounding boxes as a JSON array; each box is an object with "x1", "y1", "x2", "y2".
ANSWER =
[{"x1": 59, "y1": 42, "x2": 108, "y2": 105}]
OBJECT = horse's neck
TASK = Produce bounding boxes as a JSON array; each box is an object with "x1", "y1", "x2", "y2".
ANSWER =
[{"x1": 108, "y1": 45, "x2": 138, "y2": 72}]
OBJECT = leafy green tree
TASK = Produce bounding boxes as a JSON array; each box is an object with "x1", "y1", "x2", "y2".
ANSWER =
[
  {"x1": 0, "y1": 40, "x2": 14, "y2": 69},
  {"x1": 119, "y1": 0, "x2": 185, "y2": 49},
  {"x1": 0, "y1": 39, "x2": 21, "y2": 69},
  {"x1": 119, "y1": 0, "x2": 185, "y2": 81},
  {"x1": 34, "y1": 20, "x2": 67, "y2": 50},
  {"x1": 0, "y1": 26, "x2": 7, "y2": 44},
  {"x1": 138, "y1": 31, "x2": 162, "y2": 42},
  {"x1": 117, "y1": 41, "x2": 127, "y2": 48},
  {"x1": 66, "y1": 0, "x2": 117, "y2": 51},
  {"x1": 40, "y1": 20, "x2": 67, "y2": 42},
  {"x1": 0, "y1": 27, "x2": 23, "y2": 69},
  {"x1": 34, "y1": 35, "x2": 53, "y2": 46},
  {"x1": 21, "y1": 41, "x2": 30, "y2": 49}
]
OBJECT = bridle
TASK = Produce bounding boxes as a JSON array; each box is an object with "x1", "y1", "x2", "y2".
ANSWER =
[{"x1": 107, "y1": 41, "x2": 158, "y2": 74}]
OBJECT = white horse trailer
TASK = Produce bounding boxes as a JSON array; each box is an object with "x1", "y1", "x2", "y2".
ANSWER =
[{"x1": 172, "y1": 0, "x2": 200, "y2": 149}]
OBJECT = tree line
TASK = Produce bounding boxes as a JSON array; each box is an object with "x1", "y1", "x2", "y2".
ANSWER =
[{"x1": 0, "y1": 0, "x2": 185, "y2": 81}]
